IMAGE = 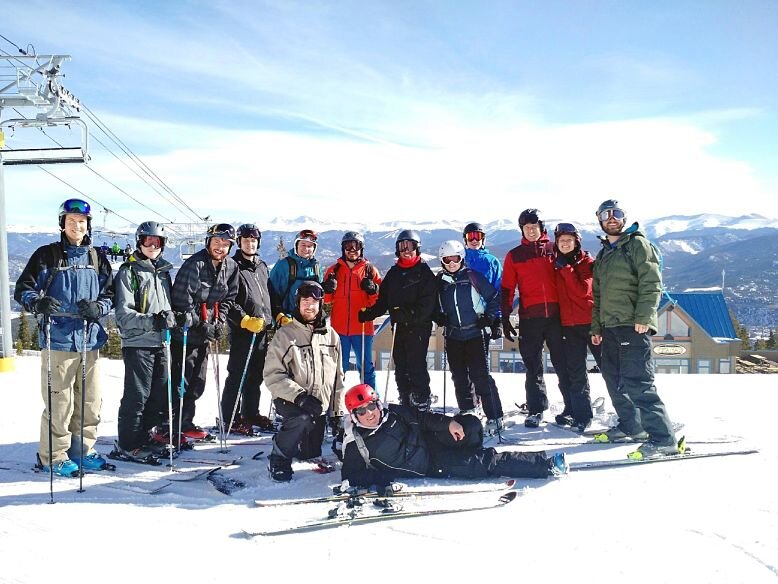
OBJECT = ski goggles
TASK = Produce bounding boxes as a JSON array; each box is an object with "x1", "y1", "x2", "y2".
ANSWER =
[
  {"x1": 139, "y1": 235, "x2": 163, "y2": 248},
  {"x1": 397, "y1": 240, "x2": 418, "y2": 253},
  {"x1": 554, "y1": 223, "x2": 578, "y2": 237},
  {"x1": 597, "y1": 209, "x2": 625, "y2": 222},
  {"x1": 61, "y1": 198, "x2": 91, "y2": 215},
  {"x1": 352, "y1": 400, "x2": 379, "y2": 416},
  {"x1": 298, "y1": 283, "x2": 324, "y2": 300},
  {"x1": 237, "y1": 224, "x2": 261, "y2": 239},
  {"x1": 297, "y1": 229, "x2": 318, "y2": 243},
  {"x1": 343, "y1": 241, "x2": 363, "y2": 252},
  {"x1": 207, "y1": 223, "x2": 236, "y2": 240},
  {"x1": 441, "y1": 255, "x2": 463, "y2": 266},
  {"x1": 465, "y1": 231, "x2": 484, "y2": 242}
]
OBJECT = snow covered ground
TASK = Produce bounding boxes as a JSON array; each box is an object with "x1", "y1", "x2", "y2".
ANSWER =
[{"x1": 1, "y1": 355, "x2": 776, "y2": 583}]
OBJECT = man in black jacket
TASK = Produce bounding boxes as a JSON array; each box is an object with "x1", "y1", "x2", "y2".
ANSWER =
[
  {"x1": 169, "y1": 223, "x2": 239, "y2": 442},
  {"x1": 341, "y1": 384, "x2": 567, "y2": 488},
  {"x1": 222, "y1": 224, "x2": 274, "y2": 433},
  {"x1": 358, "y1": 230, "x2": 436, "y2": 410}
]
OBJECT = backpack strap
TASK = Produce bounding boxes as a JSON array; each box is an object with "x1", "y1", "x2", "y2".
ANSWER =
[{"x1": 351, "y1": 427, "x2": 373, "y2": 469}]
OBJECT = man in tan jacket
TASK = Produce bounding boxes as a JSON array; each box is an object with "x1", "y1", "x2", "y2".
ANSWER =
[{"x1": 264, "y1": 280, "x2": 345, "y2": 481}]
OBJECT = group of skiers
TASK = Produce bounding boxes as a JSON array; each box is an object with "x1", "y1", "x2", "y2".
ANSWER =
[{"x1": 15, "y1": 195, "x2": 677, "y2": 484}]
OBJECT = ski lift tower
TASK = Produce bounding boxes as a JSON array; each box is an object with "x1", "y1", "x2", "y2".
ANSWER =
[{"x1": 0, "y1": 54, "x2": 88, "y2": 373}]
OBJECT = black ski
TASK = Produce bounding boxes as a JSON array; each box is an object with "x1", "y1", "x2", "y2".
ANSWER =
[{"x1": 242, "y1": 489, "x2": 519, "y2": 536}]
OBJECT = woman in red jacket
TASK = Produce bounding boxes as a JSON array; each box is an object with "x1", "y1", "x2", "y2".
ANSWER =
[{"x1": 552, "y1": 222, "x2": 598, "y2": 431}]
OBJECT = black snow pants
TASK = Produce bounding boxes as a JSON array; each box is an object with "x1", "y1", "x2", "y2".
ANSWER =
[
  {"x1": 118, "y1": 346, "x2": 168, "y2": 450},
  {"x1": 221, "y1": 331, "x2": 267, "y2": 423}
]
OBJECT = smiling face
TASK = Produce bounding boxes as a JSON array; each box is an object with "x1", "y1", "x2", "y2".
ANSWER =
[
  {"x1": 240, "y1": 236, "x2": 258, "y2": 257},
  {"x1": 298, "y1": 296, "x2": 320, "y2": 322},
  {"x1": 139, "y1": 235, "x2": 163, "y2": 260},
  {"x1": 208, "y1": 237, "x2": 232, "y2": 262},
  {"x1": 522, "y1": 223, "x2": 542, "y2": 242},
  {"x1": 556, "y1": 234, "x2": 577, "y2": 254},
  {"x1": 297, "y1": 240, "x2": 316, "y2": 259},
  {"x1": 354, "y1": 401, "x2": 381, "y2": 428},
  {"x1": 62, "y1": 213, "x2": 89, "y2": 245}
]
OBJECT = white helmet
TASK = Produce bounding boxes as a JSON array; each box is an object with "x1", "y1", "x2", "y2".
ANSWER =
[{"x1": 438, "y1": 239, "x2": 465, "y2": 262}]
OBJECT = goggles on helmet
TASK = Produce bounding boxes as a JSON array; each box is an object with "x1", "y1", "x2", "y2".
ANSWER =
[
  {"x1": 465, "y1": 231, "x2": 484, "y2": 242},
  {"x1": 554, "y1": 223, "x2": 578, "y2": 236},
  {"x1": 343, "y1": 240, "x2": 363, "y2": 252},
  {"x1": 238, "y1": 224, "x2": 261, "y2": 239},
  {"x1": 597, "y1": 209, "x2": 625, "y2": 222},
  {"x1": 441, "y1": 255, "x2": 463, "y2": 266},
  {"x1": 297, "y1": 229, "x2": 318, "y2": 243},
  {"x1": 61, "y1": 198, "x2": 91, "y2": 216},
  {"x1": 298, "y1": 283, "x2": 324, "y2": 300}
]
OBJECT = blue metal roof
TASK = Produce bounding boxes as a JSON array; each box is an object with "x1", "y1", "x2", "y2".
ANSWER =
[{"x1": 659, "y1": 292, "x2": 737, "y2": 339}]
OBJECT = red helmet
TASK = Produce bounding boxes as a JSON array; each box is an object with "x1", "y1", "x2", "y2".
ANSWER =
[{"x1": 344, "y1": 384, "x2": 379, "y2": 413}]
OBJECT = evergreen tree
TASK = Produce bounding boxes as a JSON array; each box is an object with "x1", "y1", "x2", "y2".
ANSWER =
[
  {"x1": 730, "y1": 310, "x2": 751, "y2": 349},
  {"x1": 103, "y1": 317, "x2": 123, "y2": 359},
  {"x1": 754, "y1": 338, "x2": 768, "y2": 350},
  {"x1": 15, "y1": 309, "x2": 32, "y2": 355},
  {"x1": 766, "y1": 330, "x2": 777, "y2": 350}
]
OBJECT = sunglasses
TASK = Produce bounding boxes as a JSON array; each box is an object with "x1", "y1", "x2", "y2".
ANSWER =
[
  {"x1": 139, "y1": 235, "x2": 163, "y2": 248},
  {"x1": 62, "y1": 198, "x2": 91, "y2": 215},
  {"x1": 298, "y1": 285, "x2": 324, "y2": 300},
  {"x1": 298, "y1": 229, "x2": 318, "y2": 242},
  {"x1": 353, "y1": 401, "x2": 379, "y2": 416},
  {"x1": 441, "y1": 255, "x2": 462, "y2": 265},
  {"x1": 597, "y1": 209, "x2": 625, "y2": 222},
  {"x1": 465, "y1": 231, "x2": 484, "y2": 242},
  {"x1": 343, "y1": 241, "x2": 362, "y2": 252}
]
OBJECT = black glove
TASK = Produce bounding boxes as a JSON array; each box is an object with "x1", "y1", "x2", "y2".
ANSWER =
[
  {"x1": 360, "y1": 277, "x2": 378, "y2": 295},
  {"x1": 357, "y1": 308, "x2": 372, "y2": 323},
  {"x1": 390, "y1": 306, "x2": 412, "y2": 325},
  {"x1": 33, "y1": 296, "x2": 61, "y2": 316},
  {"x1": 294, "y1": 393, "x2": 323, "y2": 417},
  {"x1": 153, "y1": 310, "x2": 177, "y2": 331},
  {"x1": 202, "y1": 321, "x2": 224, "y2": 342},
  {"x1": 476, "y1": 314, "x2": 491, "y2": 329},
  {"x1": 328, "y1": 415, "x2": 343, "y2": 435},
  {"x1": 554, "y1": 254, "x2": 570, "y2": 270},
  {"x1": 175, "y1": 312, "x2": 195, "y2": 329},
  {"x1": 77, "y1": 299, "x2": 102, "y2": 322},
  {"x1": 322, "y1": 272, "x2": 337, "y2": 294},
  {"x1": 432, "y1": 312, "x2": 448, "y2": 327},
  {"x1": 331, "y1": 429, "x2": 344, "y2": 461},
  {"x1": 502, "y1": 315, "x2": 517, "y2": 342},
  {"x1": 490, "y1": 320, "x2": 503, "y2": 340}
]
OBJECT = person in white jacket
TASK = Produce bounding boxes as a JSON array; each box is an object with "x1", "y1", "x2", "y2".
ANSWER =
[{"x1": 264, "y1": 280, "x2": 345, "y2": 482}]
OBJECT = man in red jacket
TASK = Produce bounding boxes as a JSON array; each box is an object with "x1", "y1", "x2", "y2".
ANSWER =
[
  {"x1": 552, "y1": 222, "x2": 599, "y2": 431},
  {"x1": 501, "y1": 209, "x2": 571, "y2": 427},
  {"x1": 323, "y1": 231, "x2": 382, "y2": 391}
]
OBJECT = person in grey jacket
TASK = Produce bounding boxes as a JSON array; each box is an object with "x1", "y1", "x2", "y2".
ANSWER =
[
  {"x1": 265, "y1": 280, "x2": 345, "y2": 482},
  {"x1": 112, "y1": 221, "x2": 176, "y2": 462}
]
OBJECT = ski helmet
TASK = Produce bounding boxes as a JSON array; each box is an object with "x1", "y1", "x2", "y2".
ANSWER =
[
  {"x1": 344, "y1": 383, "x2": 380, "y2": 414},
  {"x1": 596, "y1": 199, "x2": 626, "y2": 224},
  {"x1": 294, "y1": 280, "x2": 324, "y2": 305},
  {"x1": 439, "y1": 239, "x2": 465, "y2": 264},
  {"x1": 237, "y1": 223, "x2": 261, "y2": 244},
  {"x1": 135, "y1": 221, "x2": 167, "y2": 250},
  {"x1": 395, "y1": 229, "x2": 421, "y2": 257},
  {"x1": 341, "y1": 231, "x2": 365, "y2": 258},
  {"x1": 294, "y1": 229, "x2": 318, "y2": 255},
  {"x1": 463, "y1": 222, "x2": 486, "y2": 245},
  {"x1": 58, "y1": 198, "x2": 92, "y2": 230},
  {"x1": 518, "y1": 209, "x2": 544, "y2": 233},
  {"x1": 553, "y1": 222, "x2": 581, "y2": 249}
]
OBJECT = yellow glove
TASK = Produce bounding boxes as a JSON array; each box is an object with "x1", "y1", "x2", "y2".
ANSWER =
[
  {"x1": 275, "y1": 313, "x2": 293, "y2": 327},
  {"x1": 241, "y1": 315, "x2": 266, "y2": 334}
]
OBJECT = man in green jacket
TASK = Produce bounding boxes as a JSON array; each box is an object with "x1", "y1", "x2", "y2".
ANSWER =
[{"x1": 590, "y1": 200, "x2": 677, "y2": 458}]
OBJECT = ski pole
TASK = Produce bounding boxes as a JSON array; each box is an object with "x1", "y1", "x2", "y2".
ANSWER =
[
  {"x1": 210, "y1": 302, "x2": 227, "y2": 451},
  {"x1": 442, "y1": 337, "x2": 447, "y2": 414},
  {"x1": 165, "y1": 329, "x2": 174, "y2": 469},
  {"x1": 178, "y1": 325, "x2": 188, "y2": 451},
  {"x1": 45, "y1": 316, "x2": 54, "y2": 504},
  {"x1": 384, "y1": 323, "x2": 396, "y2": 403},
  {"x1": 361, "y1": 323, "x2": 366, "y2": 385},
  {"x1": 225, "y1": 332, "x2": 256, "y2": 438},
  {"x1": 78, "y1": 319, "x2": 87, "y2": 493}
]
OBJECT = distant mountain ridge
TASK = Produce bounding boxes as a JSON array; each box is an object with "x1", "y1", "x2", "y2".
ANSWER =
[{"x1": 7, "y1": 213, "x2": 778, "y2": 330}]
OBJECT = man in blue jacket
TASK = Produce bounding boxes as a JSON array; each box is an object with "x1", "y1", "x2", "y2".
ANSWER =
[{"x1": 15, "y1": 198, "x2": 113, "y2": 477}]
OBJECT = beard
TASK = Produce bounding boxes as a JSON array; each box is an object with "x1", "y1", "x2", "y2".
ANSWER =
[{"x1": 601, "y1": 221, "x2": 624, "y2": 236}]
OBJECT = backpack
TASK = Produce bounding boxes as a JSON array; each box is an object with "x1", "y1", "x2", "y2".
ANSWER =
[
  {"x1": 281, "y1": 256, "x2": 322, "y2": 302},
  {"x1": 40, "y1": 243, "x2": 100, "y2": 297}
]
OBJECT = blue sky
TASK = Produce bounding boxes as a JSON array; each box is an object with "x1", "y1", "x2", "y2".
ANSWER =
[{"x1": 2, "y1": 0, "x2": 777, "y2": 230}]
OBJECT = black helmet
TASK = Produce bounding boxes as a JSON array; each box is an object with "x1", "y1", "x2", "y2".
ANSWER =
[
  {"x1": 463, "y1": 221, "x2": 486, "y2": 246},
  {"x1": 553, "y1": 222, "x2": 582, "y2": 248},
  {"x1": 294, "y1": 280, "x2": 324, "y2": 304},
  {"x1": 135, "y1": 221, "x2": 166, "y2": 250},
  {"x1": 341, "y1": 231, "x2": 365, "y2": 258},
  {"x1": 237, "y1": 223, "x2": 261, "y2": 242},
  {"x1": 596, "y1": 199, "x2": 626, "y2": 223},
  {"x1": 519, "y1": 209, "x2": 544, "y2": 233},
  {"x1": 205, "y1": 223, "x2": 236, "y2": 251},
  {"x1": 395, "y1": 229, "x2": 421, "y2": 257}
]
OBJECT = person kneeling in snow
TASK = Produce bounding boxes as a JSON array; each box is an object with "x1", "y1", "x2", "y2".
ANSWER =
[{"x1": 340, "y1": 384, "x2": 568, "y2": 489}]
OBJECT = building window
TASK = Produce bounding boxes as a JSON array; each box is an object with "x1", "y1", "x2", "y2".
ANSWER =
[
  {"x1": 719, "y1": 358, "x2": 731, "y2": 374},
  {"x1": 379, "y1": 352, "x2": 391, "y2": 370},
  {"x1": 657, "y1": 311, "x2": 691, "y2": 339},
  {"x1": 654, "y1": 358, "x2": 690, "y2": 374},
  {"x1": 697, "y1": 359, "x2": 711, "y2": 374},
  {"x1": 498, "y1": 352, "x2": 526, "y2": 373},
  {"x1": 426, "y1": 351, "x2": 436, "y2": 370}
]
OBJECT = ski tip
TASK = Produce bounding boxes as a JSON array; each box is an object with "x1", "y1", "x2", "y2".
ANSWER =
[
  {"x1": 499, "y1": 490, "x2": 519, "y2": 504},
  {"x1": 505, "y1": 479, "x2": 517, "y2": 488}
]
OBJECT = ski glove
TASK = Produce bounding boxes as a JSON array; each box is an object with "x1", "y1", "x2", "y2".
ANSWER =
[
  {"x1": 77, "y1": 299, "x2": 102, "y2": 322},
  {"x1": 476, "y1": 314, "x2": 492, "y2": 329},
  {"x1": 294, "y1": 393, "x2": 323, "y2": 417},
  {"x1": 322, "y1": 273, "x2": 337, "y2": 294},
  {"x1": 554, "y1": 254, "x2": 570, "y2": 270},
  {"x1": 502, "y1": 316, "x2": 517, "y2": 342},
  {"x1": 33, "y1": 296, "x2": 61, "y2": 316},
  {"x1": 175, "y1": 311, "x2": 195, "y2": 329},
  {"x1": 390, "y1": 306, "x2": 412, "y2": 325},
  {"x1": 276, "y1": 313, "x2": 293, "y2": 327},
  {"x1": 240, "y1": 315, "x2": 265, "y2": 334},
  {"x1": 490, "y1": 320, "x2": 503, "y2": 340},
  {"x1": 153, "y1": 310, "x2": 177, "y2": 331},
  {"x1": 432, "y1": 312, "x2": 448, "y2": 327},
  {"x1": 360, "y1": 277, "x2": 378, "y2": 295},
  {"x1": 328, "y1": 415, "x2": 343, "y2": 435},
  {"x1": 202, "y1": 321, "x2": 224, "y2": 342},
  {"x1": 357, "y1": 308, "x2": 372, "y2": 323}
]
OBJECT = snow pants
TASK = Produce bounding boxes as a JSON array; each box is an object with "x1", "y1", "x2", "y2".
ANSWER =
[
  {"x1": 425, "y1": 415, "x2": 549, "y2": 479},
  {"x1": 221, "y1": 331, "x2": 267, "y2": 423},
  {"x1": 518, "y1": 316, "x2": 571, "y2": 415},
  {"x1": 560, "y1": 324, "x2": 594, "y2": 425},
  {"x1": 393, "y1": 323, "x2": 432, "y2": 405},
  {"x1": 339, "y1": 333, "x2": 376, "y2": 392},
  {"x1": 272, "y1": 398, "x2": 326, "y2": 460},
  {"x1": 169, "y1": 339, "x2": 209, "y2": 429},
  {"x1": 38, "y1": 349, "x2": 101, "y2": 466},
  {"x1": 601, "y1": 326, "x2": 675, "y2": 445},
  {"x1": 118, "y1": 346, "x2": 168, "y2": 450},
  {"x1": 446, "y1": 335, "x2": 503, "y2": 419}
]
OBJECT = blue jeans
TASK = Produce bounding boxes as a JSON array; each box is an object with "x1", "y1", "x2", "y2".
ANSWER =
[{"x1": 339, "y1": 333, "x2": 376, "y2": 392}]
